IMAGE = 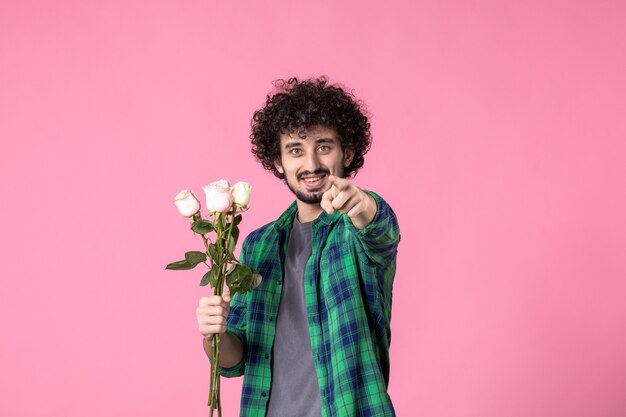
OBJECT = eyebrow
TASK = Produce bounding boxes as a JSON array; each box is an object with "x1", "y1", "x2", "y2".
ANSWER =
[{"x1": 284, "y1": 137, "x2": 336, "y2": 149}]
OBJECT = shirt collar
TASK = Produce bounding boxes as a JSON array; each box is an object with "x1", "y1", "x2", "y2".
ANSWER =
[{"x1": 273, "y1": 201, "x2": 298, "y2": 231}]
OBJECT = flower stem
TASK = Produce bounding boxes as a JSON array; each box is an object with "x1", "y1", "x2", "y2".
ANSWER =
[{"x1": 207, "y1": 213, "x2": 228, "y2": 416}]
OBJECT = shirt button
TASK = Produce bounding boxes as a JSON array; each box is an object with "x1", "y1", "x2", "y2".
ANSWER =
[
  {"x1": 265, "y1": 353, "x2": 269, "y2": 359},
  {"x1": 269, "y1": 316, "x2": 274, "y2": 322},
  {"x1": 261, "y1": 392, "x2": 267, "y2": 397},
  {"x1": 277, "y1": 280, "x2": 282, "y2": 285}
]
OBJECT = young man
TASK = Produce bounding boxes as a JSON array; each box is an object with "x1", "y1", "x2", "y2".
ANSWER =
[{"x1": 196, "y1": 77, "x2": 400, "y2": 416}]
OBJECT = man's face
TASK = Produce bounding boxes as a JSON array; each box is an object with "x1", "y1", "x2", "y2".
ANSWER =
[{"x1": 274, "y1": 126, "x2": 354, "y2": 205}]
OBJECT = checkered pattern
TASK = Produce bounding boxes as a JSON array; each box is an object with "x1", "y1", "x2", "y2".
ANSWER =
[{"x1": 221, "y1": 192, "x2": 400, "y2": 417}]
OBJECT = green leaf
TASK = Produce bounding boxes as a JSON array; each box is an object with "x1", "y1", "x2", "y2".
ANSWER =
[
  {"x1": 191, "y1": 220, "x2": 214, "y2": 235},
  {"x1": 185, "y1": 251, "x2": 207, "y2": 263},
  {"x1": 226, "y1": 215, "x2": 242, "y2": 230},
  {"x1": 165, "y1": 260, "x2": 198, "y2": 270},
  {"x1": 220, "y1": 226, "x2": 239, "y2": 255},
  {"x1": 226, "y1": 263, "x2": 261, "y2": 294},
  {"x1": 225, "y1": 263, "x2": 239, "y2": 282},
  {"x1": 209, "y1": 267, "x2": 220, "y2": 288},
  {"x1": 231, "y1": 225, "x2": 240, "y2": 247},
  {"x1": 250, "y1": 271, "x2": 262, "y2": 291},
  {"x1": 200, "y1": 269, "x2": 214, "y2": 287},
  {"x1": 227, "y1": 234, "x2": 236, "y2": 253},
  {"x1": 208, "y1": 243, "x2": 218, "y2": 261}
]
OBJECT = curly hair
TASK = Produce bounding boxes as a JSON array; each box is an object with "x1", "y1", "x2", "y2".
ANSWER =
[{"x1": 250, "y1": 77, "x2": 372, "y2": 179}]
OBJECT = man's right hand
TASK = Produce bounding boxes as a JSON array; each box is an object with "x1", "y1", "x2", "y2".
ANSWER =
[{"x1": 196, "y1": 290, "x2": 231, "y2": 338}]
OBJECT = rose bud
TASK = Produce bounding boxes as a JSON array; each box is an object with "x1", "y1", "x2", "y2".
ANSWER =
[
  {"x1": 211, "y1": 179, "x2": 230, "y2": 189},
  {"x1": 231, "y1": 181, "x2": 252, "y2": 208},
  {"x1": 173, "y1": 189, "x2": 201, "y2": 217},
  {"x1": 202, "y1": 180, "x2": 234, "y2": 213}
]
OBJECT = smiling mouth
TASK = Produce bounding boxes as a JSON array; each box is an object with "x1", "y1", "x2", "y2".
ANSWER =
[
  {"x1": 297, "y1": 169, "x2": 330, "y2": 190},
  {"x1": 302, "y1": 175, "x2": 324, "y2": 183},
  {"x1": 299, "y1": 173, "x2": 328, "y2": 189}
]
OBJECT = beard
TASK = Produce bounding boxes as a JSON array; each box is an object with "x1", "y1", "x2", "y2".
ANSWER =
[
  {"x1": 289, "y1": 185, "x2": 324, "y2": 204},
  {"x1": 285, "y1": 168, "x2": 331, "y2": 204}
]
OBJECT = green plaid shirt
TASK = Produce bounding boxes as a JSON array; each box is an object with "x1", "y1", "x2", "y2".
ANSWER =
[{"x1": 221, "y1": 191, "x2": 400, "y2": 417}]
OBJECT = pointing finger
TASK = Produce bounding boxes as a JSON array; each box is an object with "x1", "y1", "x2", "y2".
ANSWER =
[{"x1": 328, "y1": 175, "x2": 350, "y2": 190}]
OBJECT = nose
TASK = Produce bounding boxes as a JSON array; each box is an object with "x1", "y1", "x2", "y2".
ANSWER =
[{"x1": 304, "y1": 151, "x2": 321, "y2": 172}]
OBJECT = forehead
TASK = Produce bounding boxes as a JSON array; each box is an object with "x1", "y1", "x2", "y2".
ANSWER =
[{"x1": 279, "y1": 126, "x2": 340, "y2": 146}]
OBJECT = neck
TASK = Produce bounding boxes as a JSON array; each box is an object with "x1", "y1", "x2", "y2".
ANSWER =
[{"x1": 295, "y1": 200, "x2": 323, "y2": 223}]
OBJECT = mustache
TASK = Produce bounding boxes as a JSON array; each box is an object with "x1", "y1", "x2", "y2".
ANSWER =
[{"x1": 297, "y1": 169, "x2": 330, "y2": 180}]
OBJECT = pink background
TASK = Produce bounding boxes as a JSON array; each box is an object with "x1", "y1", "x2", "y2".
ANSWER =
[{"x1": 1, "y1": 1, "x2": 625, "y2": 416}]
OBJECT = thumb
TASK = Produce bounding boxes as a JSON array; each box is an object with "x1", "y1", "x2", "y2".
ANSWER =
[{"x1": 222, "y1": 288, "x2": 232, "y2": 303}]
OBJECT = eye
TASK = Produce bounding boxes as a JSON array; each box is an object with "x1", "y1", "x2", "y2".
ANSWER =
[
  {"x1": 318, "y1": 145, "x2": 331, "y2": 152},
  {"x1": 289, "y1": 148, "x2": 302, "y2": 156}
]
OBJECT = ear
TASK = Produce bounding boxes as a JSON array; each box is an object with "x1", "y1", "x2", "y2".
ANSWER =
[
  {"x1": 343, "y1": 148, "x2": 354, "y2": 167},
  {"x1": 274, "y1": 159, "x2": 285, "y2": 174}
]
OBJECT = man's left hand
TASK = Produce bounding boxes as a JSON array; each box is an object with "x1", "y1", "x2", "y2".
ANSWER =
[{"x1": 321, "y1": 176, "x2": 376, "y2": 230}]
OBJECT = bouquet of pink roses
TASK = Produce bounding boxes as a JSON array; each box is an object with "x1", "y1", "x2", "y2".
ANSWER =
[{"x1": 166, "y1": 180, "x2": 261, "y2": 416}]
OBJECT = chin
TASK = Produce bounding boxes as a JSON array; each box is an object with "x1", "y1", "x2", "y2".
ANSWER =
[{"x1": 295, "y1": 191, "x2": 323, "y2": 204}]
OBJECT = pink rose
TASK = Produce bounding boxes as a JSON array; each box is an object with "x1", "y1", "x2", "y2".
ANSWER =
[
  {"x1": 173, "y1": 189, "x2": 201, "y2": 217},
  {"x1": 202, "y1": 180, "x2": 234, "y2": 213}
]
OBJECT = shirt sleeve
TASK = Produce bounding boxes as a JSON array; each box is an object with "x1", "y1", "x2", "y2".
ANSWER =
[
  {"x1": 350, "y1": 191, "x2": 401, "y2": 266},
  {"x1": 219, "y1": 239, "x2": 250, "y2": 378}
]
